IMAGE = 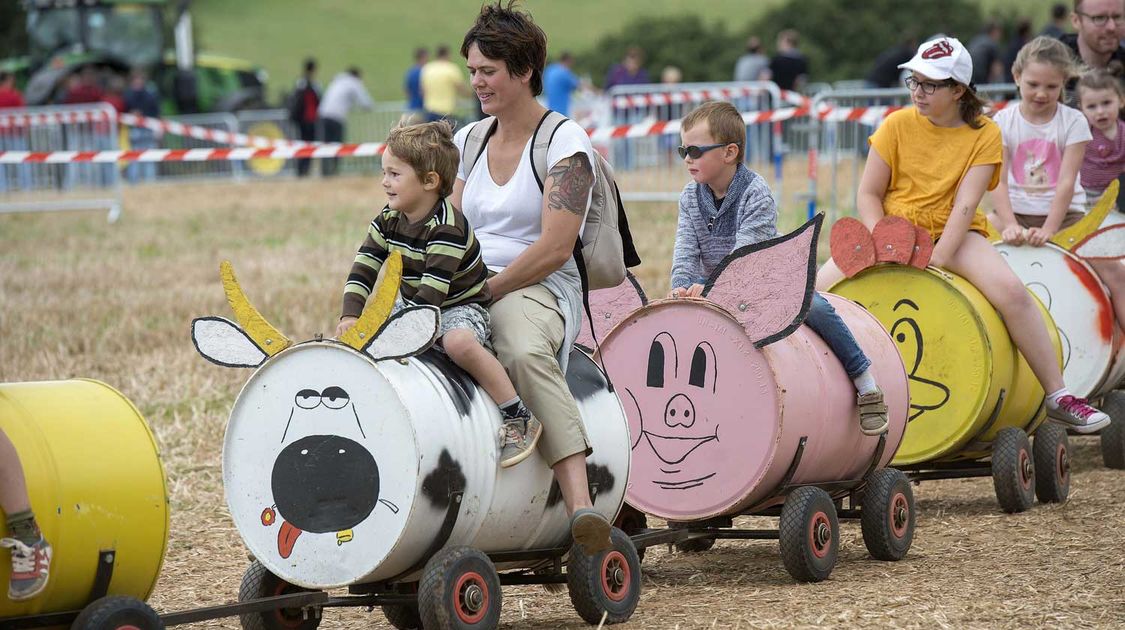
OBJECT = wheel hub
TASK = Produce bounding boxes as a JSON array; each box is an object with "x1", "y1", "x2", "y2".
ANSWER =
[
  {"x1": 463, "y1": 584, "x2": 484, "y2": 613},
  {"x1": 815, "y1": 522, "x2": 831, "y2": 548},
  {"x1": 1020, "y1": 451, "x2": 1033, "y2": 487}
]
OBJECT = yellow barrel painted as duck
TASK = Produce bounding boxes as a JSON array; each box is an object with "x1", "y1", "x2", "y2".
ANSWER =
[
  {"x1": 0, "y1": 380, "x2": 168, "y2": 619},
  {"x1": 831, "y1": 266, "x2": 1062, "y2": 464}
]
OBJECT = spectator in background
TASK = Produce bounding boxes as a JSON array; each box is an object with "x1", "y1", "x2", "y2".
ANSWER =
[
  {"x1": 123, "y1": 69, "x2": 161, "y2": 183},
  {"x1": 289, "y1": 57, "x2": 321, "y2": 177},
  {"x1": 1062, "y1": 0, "x2": 1125, "y2": 82},
  {"x1": 421, "y1": 45, "x2": 470, "y2": 124},
  {"x1": 103, "y1": 75, "x2": 126, "y2": 113},
  {"x1": 768, "y1": 30, "x2": 809, "y2": 91},
  {"x1": 544, "y1": 51, "x2": 580, "y2": 116},
  {"x1": 1003, "y1": 19, "x2": 1034, "y2": 82},
  {"x1": 0, "y1": 72, "x2": 30, "y2": 193},
  {"x1": 404, "y1": 47, "x2": 428, "y2": 123},
  {"x1": 1041, "y1": 3, "x2": 1071, "y2": 39},
  {"x1": 865, "y1": 35, "x2": 918, "y2": 88},
  {"x1": 734, "y1": 36, "x2": 770, "y2": 82},
  {"x1": 319, "y1": 67, "x2": 374, "y2": 177},
  {"x1": 969, "y1": 22, "x2": 1005, "y2": 85},
  {"x1": 63, "y1": 66, "x2": 103, "y2": 104},
  {"x1": 604, "y1": 47, "x2": 650, "y2": 91}
]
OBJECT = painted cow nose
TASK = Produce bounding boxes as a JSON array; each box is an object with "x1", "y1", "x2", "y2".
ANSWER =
[
  {"x1": 664, "y1": 393, "x2": 697, "y2": 428},
  {"x1": 272, "y1": 435, "x2": 379, "y2": 533}
]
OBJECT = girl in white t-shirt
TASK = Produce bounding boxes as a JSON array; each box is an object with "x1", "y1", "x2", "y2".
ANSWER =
[{"x1": 989, "y1": 37, "x2": 1125, "y2": 380}]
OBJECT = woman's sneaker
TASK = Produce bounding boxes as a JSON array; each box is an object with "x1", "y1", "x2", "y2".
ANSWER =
[
  {"x1": 570, "y1": 508, "x2": 612, "y2": 553},
  {"x1": 1047, "y1": 395, "x2": 1111, "y2": 434},
  {"x1": 2, "y1": 536, "x2": 51, "y2": 601},
  {"x1": 498, "y1": 412, "x2": 542, "y2": 468},
  {"x1": 857, "y1": 388, "x2": 889, "y2": 436}
]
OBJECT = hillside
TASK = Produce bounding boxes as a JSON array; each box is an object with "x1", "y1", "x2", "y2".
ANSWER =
[{"x1": 192, "y1": 0, "x2": 1060, "y2": 104}]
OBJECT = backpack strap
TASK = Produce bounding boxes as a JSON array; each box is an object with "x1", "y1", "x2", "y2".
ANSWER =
[
  {"x1": 462, "y1": 116, "x2": 498, "y2": 179},
  {"x1": 530, "y1": 110, "x2": 569, "y2": 192}
]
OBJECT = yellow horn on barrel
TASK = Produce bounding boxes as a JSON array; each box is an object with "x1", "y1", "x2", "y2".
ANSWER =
[
  {"x1": 339, "y1": 251, "x2": 404, "y2": 350},
  {"x1": 220, "y1": 261, "x2": 292, "y2": 356},
  {"x1": 1053, "y1": 179, "x2": 1119, "y2": 249}
]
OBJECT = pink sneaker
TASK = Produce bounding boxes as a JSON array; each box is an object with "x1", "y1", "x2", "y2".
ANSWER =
[
  {"x1": 1, "y1": 537, "x2": 51, "y2": 601},
  {"x1": 1047, "y1": 396, "x2": 1110, "y2": 434}
]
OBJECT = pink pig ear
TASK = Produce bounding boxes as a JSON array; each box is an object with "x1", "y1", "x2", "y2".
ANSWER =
[
  {"x1": 1073, "y1": 224, "x2": 1125, "y2": 261},
  {"x1": 702, "y1": 213, "x2": 822, "y2": 348},
  {"x1": 576, "y1": 272, "x2": 648, "y2": 351}
]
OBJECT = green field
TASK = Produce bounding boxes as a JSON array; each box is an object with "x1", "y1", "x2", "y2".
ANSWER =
[{"x1": 192, "y1": 0, "x2": 1065, "y2": 103}]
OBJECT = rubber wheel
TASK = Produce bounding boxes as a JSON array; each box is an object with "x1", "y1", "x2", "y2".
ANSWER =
[
  {"x1": 613, "y1": 504, "x2": 649, "y2": 562},
  {"x1": 1099, "y1": 391, "x2": 1125, "y2": 469},
  {"x1": 382, "y1": 604, "x2": 423, "y2": 630},
  {"x1": 418, "y1": 546, "x2": 502, "y2": 629},
  {"x1": 992, "y1": 427, "x2": 1036, "y2": 513},
  {"x1": 238, "y1": 560, "x2": 321, "y2": 630},
  {"x1": 860, "y1": 468, "x2": 915, "y2": 561},
  {"x1": 778, "y1": 486, "x2": 839, "y2": 582},
  {"x1": 566, "y1": 527, "x2": 642, "y2": 625},
  {"x1": 673, "y1": 537, "x2": 716, "y2": 553},
  {"x1": 71, "y1": 595, "x2": 163, "y2": 630},
  {"x1": 1033, "y1": 422, "x2": 1071, "y2": 503}
]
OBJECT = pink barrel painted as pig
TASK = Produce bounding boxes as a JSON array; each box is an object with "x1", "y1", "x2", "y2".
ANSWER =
[{"x1": 593, "y1": 218, "x2": 909, "y2": 522}]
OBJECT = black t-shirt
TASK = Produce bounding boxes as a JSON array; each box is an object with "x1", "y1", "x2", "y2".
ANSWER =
[
  {"x1": 769, "y1": 53, "x2": 809, "y2": 91},
  {"x1": 866, "y1": 45, "x2": 912, "y2": 88}
]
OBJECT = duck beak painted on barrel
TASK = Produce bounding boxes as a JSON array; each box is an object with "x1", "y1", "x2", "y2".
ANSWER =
[{"x1": 888, "y1": 299, "x2": 951, "y2": 421}]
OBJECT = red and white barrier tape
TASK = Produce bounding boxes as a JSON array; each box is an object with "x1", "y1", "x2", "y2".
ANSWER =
[
  {"x1": 612, "y1": 87, "x2": 809, "y2": 110},
  {"x1": 0, "y1": 110, "x2": 316, "y2": 148},
  {"x1": 0, "y1": 143, "x2": 384, "y2": 164},
  {"x1": 0, "y1": 101, "x2": 1012, "y2": 163}
]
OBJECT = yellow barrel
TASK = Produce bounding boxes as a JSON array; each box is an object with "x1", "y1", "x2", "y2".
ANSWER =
[
  {"x1": 831, "y1": 266, "x2": 1061, "y2": 464},
  {"x1": 0, "y1": 380, "x2": 168, "y2": 619}
]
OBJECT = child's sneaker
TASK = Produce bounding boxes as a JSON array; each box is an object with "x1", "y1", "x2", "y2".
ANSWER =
[
  {"x1": 857, "y1": 388, "x2": 889, "y2": 436},
  {"x1": 2, "y1": 536, "x2": 51, "y2": 601},
  {"x1": 1047, "y1": 395, "x2": 1111, "y2": 434},
  {"x1": 498, "y1": 412, "x2": 542, "y2": 468}
]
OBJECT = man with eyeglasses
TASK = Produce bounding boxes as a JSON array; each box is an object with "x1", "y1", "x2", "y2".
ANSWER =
[{"x1": 1061, "y1": 0, "x2": 1124, "y2": 79}]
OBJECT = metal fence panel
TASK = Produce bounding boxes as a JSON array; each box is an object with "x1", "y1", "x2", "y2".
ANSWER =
[{"x1": 0, "y1": 103, "x2": 123, "y2": 221}]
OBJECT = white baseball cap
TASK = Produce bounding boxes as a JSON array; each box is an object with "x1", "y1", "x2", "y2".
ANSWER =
[{"x1": 898, "y1": 37, "x2": 973, "y2": 85}]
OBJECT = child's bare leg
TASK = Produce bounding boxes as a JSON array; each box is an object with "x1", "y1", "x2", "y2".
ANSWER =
[
  {"x1": 442, "y1": 328, "x2": 542, "y2": 467},
  {"x1": 442, "y1": 329, "x2": 516, "y2": 405},
  {"x1": 816, "y1": 258, "x2": 847, "y2": 291},
  {"x1": 0, "y1": 430, "x2": 31, "y2": 516},
  {"x1": 946, "y1": 233, "x2": 1065, "y2": 391},
  {"x1": 1089, "y1": 259, "x2": 1125, "y2": 328}
]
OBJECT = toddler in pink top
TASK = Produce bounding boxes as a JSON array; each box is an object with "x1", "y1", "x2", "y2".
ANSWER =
[{"x1": 1076, "y1": 69, "x2": 1125, "y2": 212}]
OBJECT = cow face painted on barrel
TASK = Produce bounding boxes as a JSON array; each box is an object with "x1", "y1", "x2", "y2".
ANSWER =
[
  {"x1": 593, "y1": 217, "x2": 822, "y2": 516},
  {"x1": 191, "y1": 254, "x2": 439, "y2": 585}
]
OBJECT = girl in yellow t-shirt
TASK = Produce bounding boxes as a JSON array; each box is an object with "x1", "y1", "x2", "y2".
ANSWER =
[{"x1": 817, "y1": 36, "x2": 1109, "y2": 431}]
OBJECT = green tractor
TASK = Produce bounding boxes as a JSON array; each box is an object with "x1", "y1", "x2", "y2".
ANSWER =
[{"x1": 4, "y1": 0, "x2": 268, "y2": 114}]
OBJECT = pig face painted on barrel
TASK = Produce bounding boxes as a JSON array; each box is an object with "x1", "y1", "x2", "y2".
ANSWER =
[
  {"x1": 191, "y1": 257, "x2": 439, "y2": 580},
  {"x1": 594, "y1": 216, "x2": 822, "y2": 515}
]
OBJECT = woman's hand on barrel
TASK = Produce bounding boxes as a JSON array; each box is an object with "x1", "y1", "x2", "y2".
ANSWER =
[{"x1": 335, "y1": 316, "x2": 358, "y2": 339}]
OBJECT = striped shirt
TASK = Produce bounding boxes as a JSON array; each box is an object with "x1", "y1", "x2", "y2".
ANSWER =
[{"x1": 341, "y1": 199, "x2": 490, "y2": 318}]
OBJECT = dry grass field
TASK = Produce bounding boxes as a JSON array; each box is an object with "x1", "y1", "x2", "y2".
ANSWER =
[{"x1": 1, "y1": 176, "x2": 1123, "y2": 629}]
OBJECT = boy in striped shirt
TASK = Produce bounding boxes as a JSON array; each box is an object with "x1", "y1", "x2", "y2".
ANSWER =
[{"x1": 336, "y1": 121, "x2": 542, "y2": 467}]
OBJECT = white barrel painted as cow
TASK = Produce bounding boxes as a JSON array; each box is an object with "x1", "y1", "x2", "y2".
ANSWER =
[
  {"x1": 996, "y1": 243, "x2": 1124, "y2": 399},
  {"x1": 193, "y1": 260, "x2": 629, "y2": 591}
]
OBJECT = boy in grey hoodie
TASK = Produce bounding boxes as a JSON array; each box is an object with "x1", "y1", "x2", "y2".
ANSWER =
[{"x1": 670, "y1": 102, "x2": 888, "y2": 435}]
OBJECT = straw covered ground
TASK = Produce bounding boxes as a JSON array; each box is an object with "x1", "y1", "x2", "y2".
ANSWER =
[{"x1": 1, "y1": 176, "x2": 1123, "y2": 629}]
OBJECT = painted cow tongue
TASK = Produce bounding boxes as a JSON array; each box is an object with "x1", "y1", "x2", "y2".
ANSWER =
[
  {"x1": 278, "y1": 520, "x2": 303, "y2": 559},
  {"x1": 643, "y1": 431, "x2": 717, "y2": 465}
]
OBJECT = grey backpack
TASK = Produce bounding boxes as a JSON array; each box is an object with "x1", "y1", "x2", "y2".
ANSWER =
[{"x1": 462, "y1": 110, "x2": 639, "y2": 290}]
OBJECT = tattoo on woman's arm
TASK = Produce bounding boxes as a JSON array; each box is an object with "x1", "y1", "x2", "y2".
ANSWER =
[{"x1": 547, "y1": 154, "x2": 594, "y2": 216}]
